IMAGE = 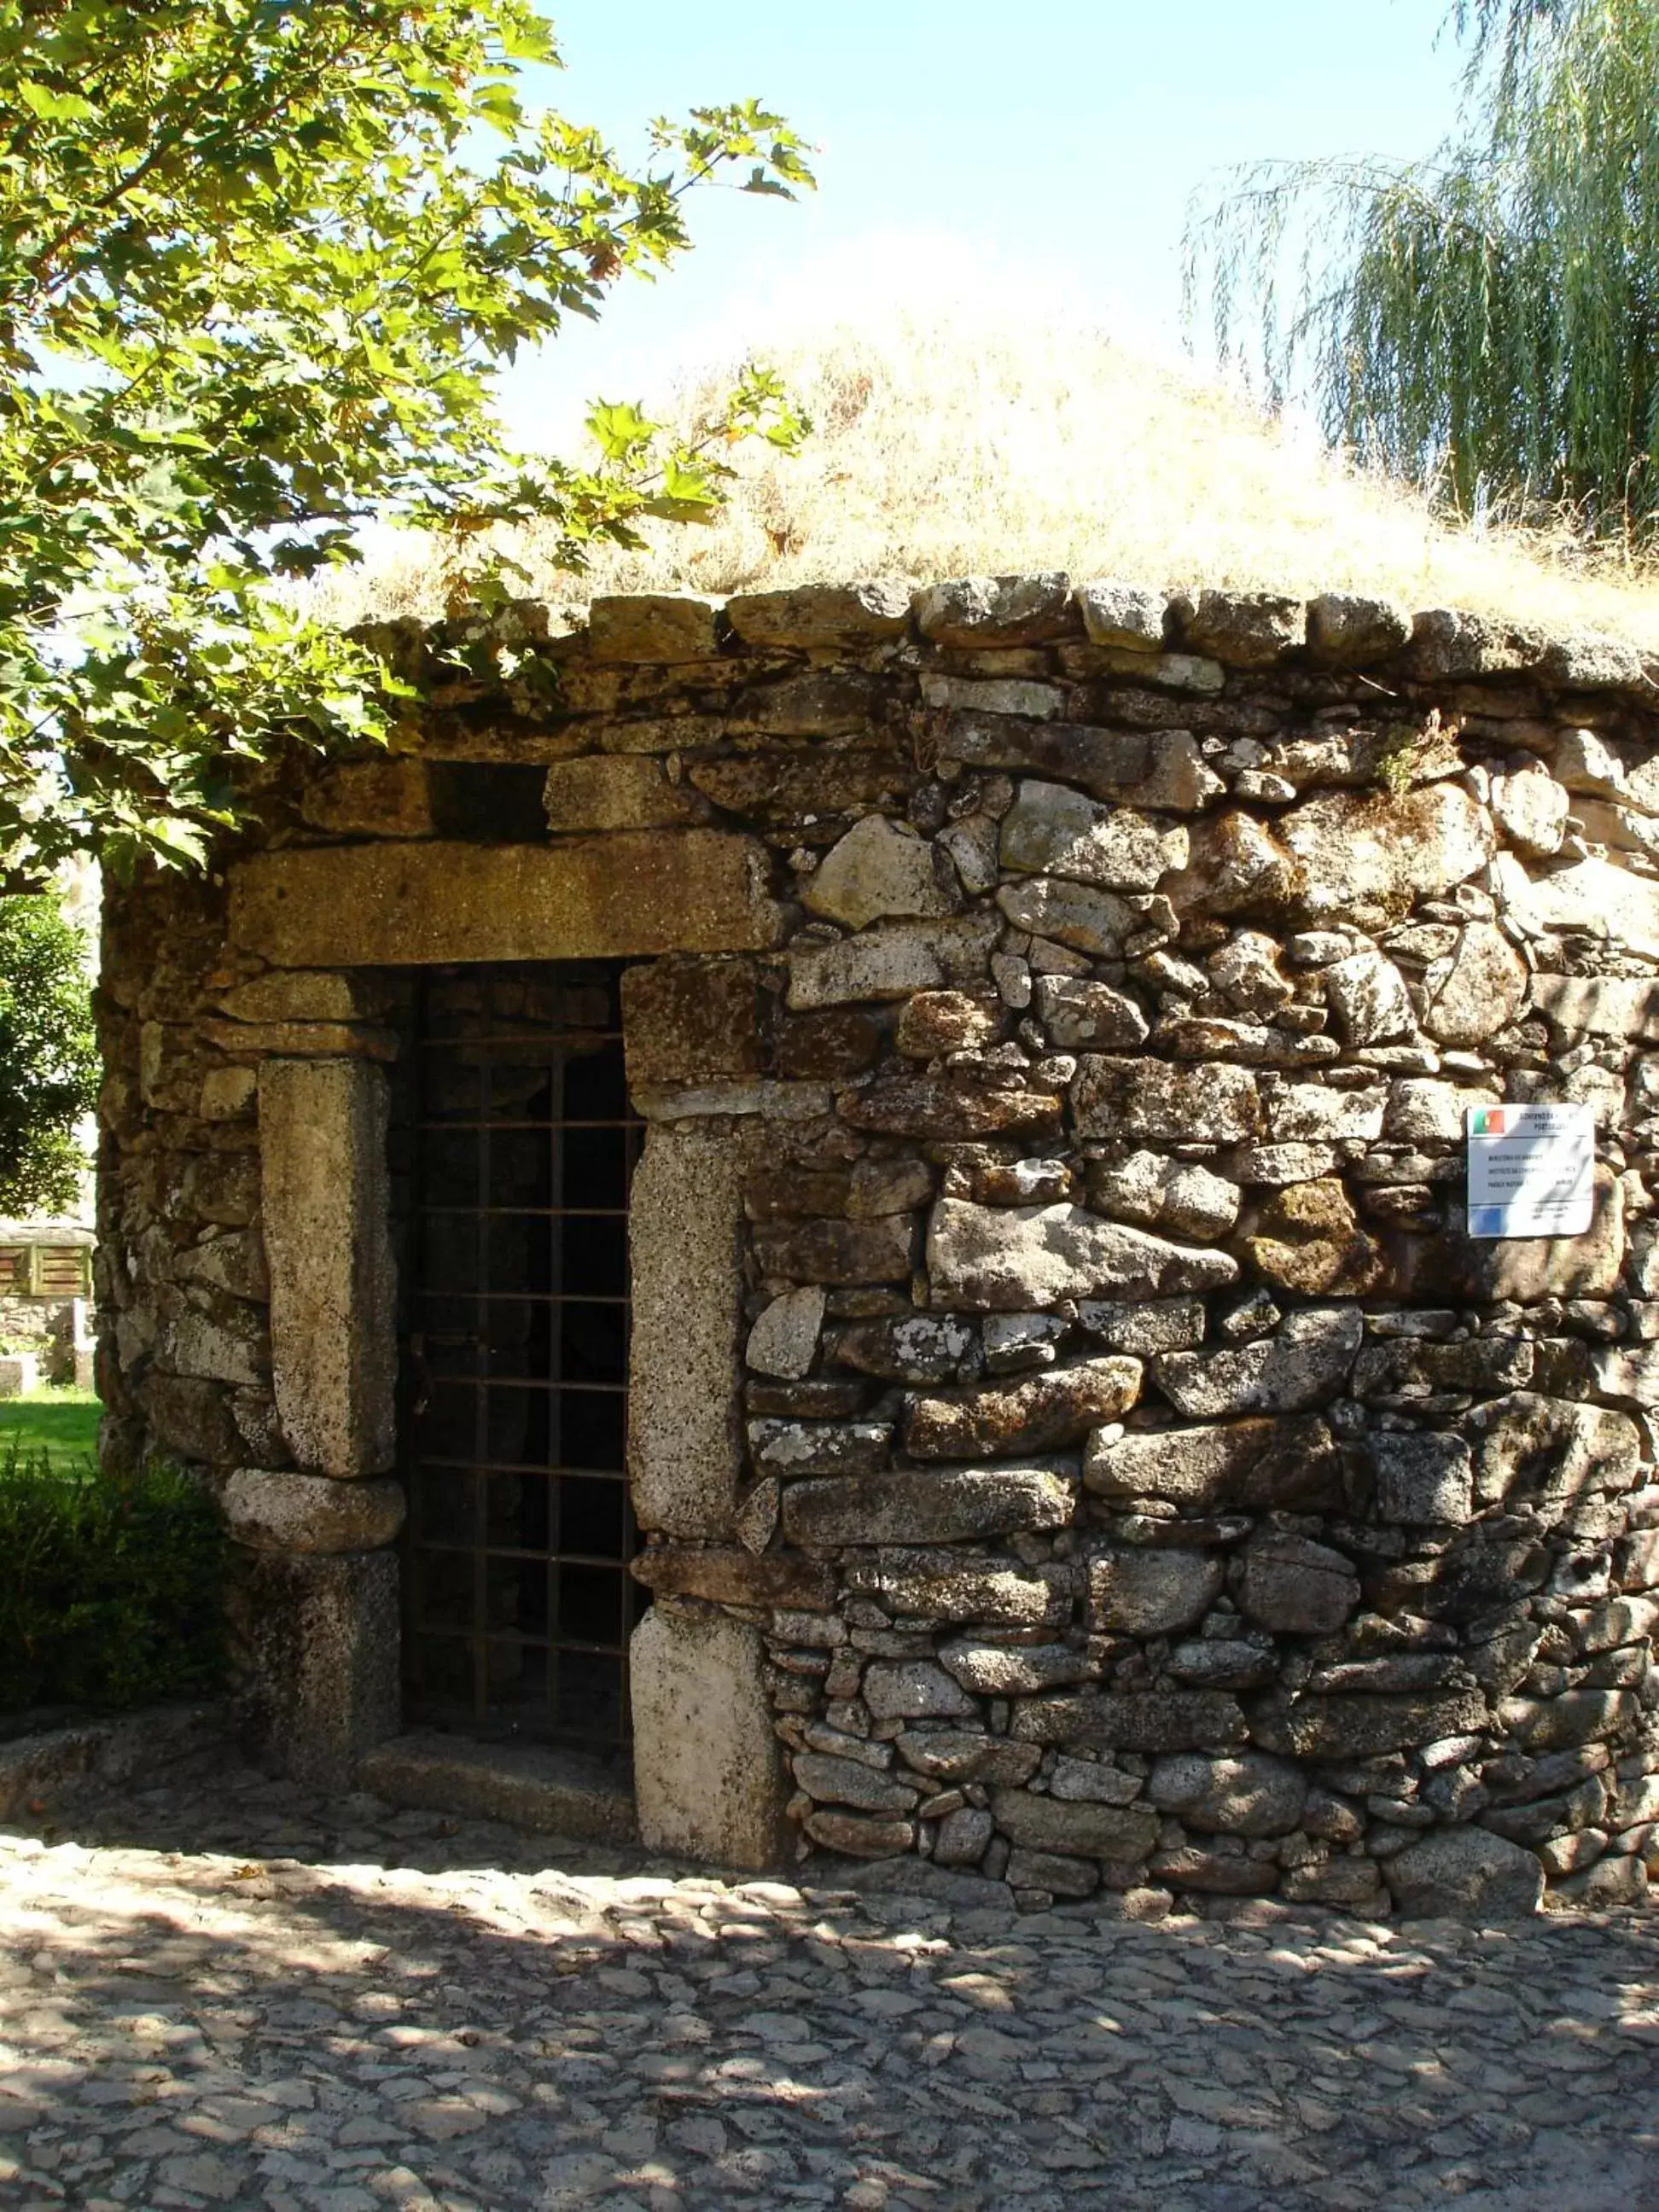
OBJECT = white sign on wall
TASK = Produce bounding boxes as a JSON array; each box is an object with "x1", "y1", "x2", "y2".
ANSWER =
[{"x1": 1466, "y1": 1103, "x2": 1596, "y2": 1239}]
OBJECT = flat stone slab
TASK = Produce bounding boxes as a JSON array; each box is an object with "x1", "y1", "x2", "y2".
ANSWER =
[
  {"x1": 0, "y1": 1703, "x2": 230, "y2": 1819},
  {"x1": 358, "y1": 1732, "x2": 637, "y2": 1847},
  {"x1": 229, "y1": 833, "x2": 783, "y2": 965},
  {"x1": 781, "y1": 1464, "x2": 1075, "y2": 1545}
]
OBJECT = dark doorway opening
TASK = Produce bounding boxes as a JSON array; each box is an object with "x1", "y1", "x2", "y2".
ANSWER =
[{"x1": 400, "y1": 961, "x2": 644, "y2": 1755}]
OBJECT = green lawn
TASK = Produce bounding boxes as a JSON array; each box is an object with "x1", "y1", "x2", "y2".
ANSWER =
[{"x1": 0, "y1": 1388, "x2": 101, "y2": 1470}]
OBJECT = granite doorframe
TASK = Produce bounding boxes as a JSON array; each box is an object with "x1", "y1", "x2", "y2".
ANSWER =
[{"x1": 234, "y1": 835, "x2": 788, "y2": 1858}]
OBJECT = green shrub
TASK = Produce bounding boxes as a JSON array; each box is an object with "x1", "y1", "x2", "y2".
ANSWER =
[{"x1": 0, "y1": 1445, "x2": 225, "y2": 1714}]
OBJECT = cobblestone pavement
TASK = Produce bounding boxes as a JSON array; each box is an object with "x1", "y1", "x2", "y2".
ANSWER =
[{"x1": 3, "y1": 1765, "x2": 1659, "y2": 2212}]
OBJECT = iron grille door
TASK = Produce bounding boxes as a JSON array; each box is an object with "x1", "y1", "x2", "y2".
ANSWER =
[{"x1": 402, "y1": 962, "x2": 643, "y2": 1753}]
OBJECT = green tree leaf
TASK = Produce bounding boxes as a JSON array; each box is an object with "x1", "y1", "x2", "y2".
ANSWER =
[
  {"x1": 0, "y1": 896, "x2": 96, "y2": 1217},
  {"x1": 0, "y1": 1, "x2": 814, "y2": 872}
]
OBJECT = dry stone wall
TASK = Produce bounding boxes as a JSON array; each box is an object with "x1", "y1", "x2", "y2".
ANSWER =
[{"x1": 96, "y1": 569, "x2": 1659, "y2": 1907}]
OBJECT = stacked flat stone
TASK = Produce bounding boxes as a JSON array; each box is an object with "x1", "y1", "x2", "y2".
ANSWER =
[{"x1": 96, "y1": 570, "x2": 1659, "y2": 1910}]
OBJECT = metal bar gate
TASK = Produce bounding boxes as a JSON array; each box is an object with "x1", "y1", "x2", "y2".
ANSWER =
[{"x1": 401, "y1": 962, "x2": 643, "y2": 1755}]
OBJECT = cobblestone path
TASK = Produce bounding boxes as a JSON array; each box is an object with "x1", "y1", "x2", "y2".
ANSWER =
[{"x1": 3, "y1": 1765, "x2": 1659, "y2": 2211}]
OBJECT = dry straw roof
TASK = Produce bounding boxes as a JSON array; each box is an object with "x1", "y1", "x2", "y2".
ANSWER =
[{"x1": 324, "y1": 307, "x2": 1659, "y2": 652}]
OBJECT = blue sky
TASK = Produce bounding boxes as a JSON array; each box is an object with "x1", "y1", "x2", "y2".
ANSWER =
[{"x1": 501, "y1": 0, "x2": 1473, "y2": 450}]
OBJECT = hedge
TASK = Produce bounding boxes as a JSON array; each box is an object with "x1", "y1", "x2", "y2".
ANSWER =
[{"x1": 0, "y1": 1445, "x2": 225, "y2": 1714}]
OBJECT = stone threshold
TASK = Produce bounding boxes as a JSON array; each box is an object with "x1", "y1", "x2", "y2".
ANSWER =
[
  {"x1": 0, "y1": 1701, "x2": 233, "y2": 1821},
  {"x1": 358, "y1": 1731, "x2": 637, "y2": 1847}
]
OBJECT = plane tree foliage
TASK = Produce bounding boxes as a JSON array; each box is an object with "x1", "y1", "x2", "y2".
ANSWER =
[
  {"x1": 1187, "y1": 0, "x2": 1659, "y2": 550},
  {"x1": 0, "y1": 1, "x2": 813, "y2": 873}
]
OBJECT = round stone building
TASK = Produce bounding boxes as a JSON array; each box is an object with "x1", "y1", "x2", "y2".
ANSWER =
[{"x1": 96, "y1": 573, "x2": 1659, "y2": 1918}]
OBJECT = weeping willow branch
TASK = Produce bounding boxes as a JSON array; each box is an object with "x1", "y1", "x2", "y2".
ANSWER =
[{"x1": 1186, "y1": 0, "x2": 1659, "y2": 552}]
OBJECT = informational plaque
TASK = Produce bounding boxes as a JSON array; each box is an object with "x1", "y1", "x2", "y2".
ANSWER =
[{"x1": 1466, "y1": 1103, "x2": 1595, "y2": 1239}]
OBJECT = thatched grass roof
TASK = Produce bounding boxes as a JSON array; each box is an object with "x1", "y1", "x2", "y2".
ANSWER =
[{"x1": 317, "y1": 306, "x2": 1659, "y2": 649}]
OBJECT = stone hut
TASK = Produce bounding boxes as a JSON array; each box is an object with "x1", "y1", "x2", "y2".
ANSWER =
[{"x1": 97, "y1": 573, "x2": 1659, "y2": 1915}]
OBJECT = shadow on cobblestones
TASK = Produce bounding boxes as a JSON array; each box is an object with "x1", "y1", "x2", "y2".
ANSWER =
[{"x1": 3, "y1": 1761, "x2": 1659, "y2": 2212}]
